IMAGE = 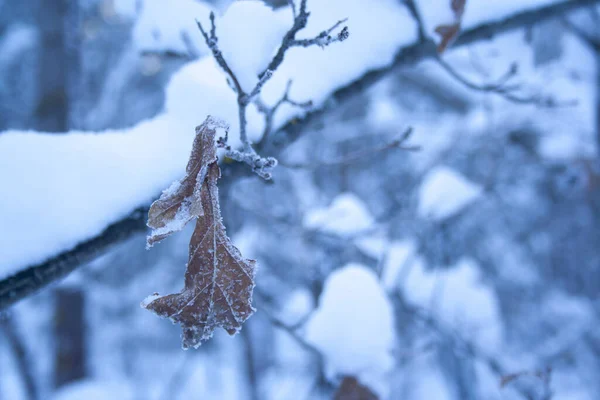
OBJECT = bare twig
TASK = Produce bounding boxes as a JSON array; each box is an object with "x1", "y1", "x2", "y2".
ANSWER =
[
  {"x1": 500, "y1": 367, "x2": 553, "y2": 400},
  {"x1": 290, "y1": 19, "x2": 349, "y2": 48},
  {"x1": 255, "y1": 80, "x2": 313, "y2": 148},
  {"x1": 253, "y1": 289, "x2": 322, "y2": 359},
  {"x1": 195, "y1": 1, "x2": 348, "y2": 177},
  {"x1": 158, "y1": 352, "x2": 195, "y2": 400},
  {"x1": 404, "y1": 0, "x2": 427, "y2": 42},
  {"x1": 287, "y1": 0, "x2": 297, "y2": 19},
  {"x1": 260, "y1": 0, "x2": 349, "y2": 79},
  {"x1": 280, "y1": 127, "x2": 419, "y2": 170},
  {"x1": 435, "y1": 55, "x2": 577, "y2": 107},
  {"x1": 404, "y1": 0, "x2": 577, "y2": 107},
  {"x1": 392, "y1": 294, "x2": 540, "y2": 400}
]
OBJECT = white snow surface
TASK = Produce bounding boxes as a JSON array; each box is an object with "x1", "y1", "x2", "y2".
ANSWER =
[
  {"x1": 304, "y1": 193, "x2": 374, "y2": 236},
  {"x1": 418, "y1": 166, "x2": 483, "y2": 221},
  {"x1": 304, "y1": 264, "x2": 395, "y2": 398},
  {"x1": 132, "y1": 0, "x2": 212, "y2": 56},
  {"x1": 0, "y1": 116, "x2": 193, "y2": 278}
]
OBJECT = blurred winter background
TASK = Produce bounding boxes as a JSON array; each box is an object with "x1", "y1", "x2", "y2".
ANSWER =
[{"x1": 0, "y1": 0, "x2": 599, "y2": 399}]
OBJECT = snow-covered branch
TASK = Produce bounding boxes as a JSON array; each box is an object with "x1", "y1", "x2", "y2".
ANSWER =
[{"x1": 0, "y1": 0, "x2": 597, "y2": 311}]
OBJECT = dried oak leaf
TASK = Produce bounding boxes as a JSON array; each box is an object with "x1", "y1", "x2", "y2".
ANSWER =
[
  {"x1": 334, "y1": 377, "x2": 379, "y2": 400},
  {"x1": 143, "y1": 117, "x2": 256, "y2": 349},
  {"x1": 146, "y1": 117, "x2": 225, "y2": 247}
]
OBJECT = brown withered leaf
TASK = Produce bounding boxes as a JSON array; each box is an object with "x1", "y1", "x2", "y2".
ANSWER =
[
  {"x1": 434, "y1": 23, "x2": 461, "y2": 53},
  {"x1": 146, "y1": 117, "x2": 224, "y2": 247},
  {"x1": 143, "y1": 117, "x2": 256, "y2": 349},
  {"x1": 334, "y1": 377, "x2": 379, "y2": 400},
  {"x1": 434, "y1": 0, "x2": 467, "y2": 53}
]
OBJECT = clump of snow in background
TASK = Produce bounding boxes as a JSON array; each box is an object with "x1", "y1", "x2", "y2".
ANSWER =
[
  {"x1": 418, "y1": 166, "x2": 483, "y2": 221},
  {"x1": 132, "y1": 0, "x2": 211, "y2": 56},
  {"x1": 304, "y1": 263, "x2": 395, "y2": 397},
  {"x1": 304, "y1": 193, "x2": 374, "y2": 236},
  {"x1": 402, "y1": 258, "x2": 502, "y2": 350},
  {"x1": 354, "y1": 231, "x2": 389, "y2": 259}
]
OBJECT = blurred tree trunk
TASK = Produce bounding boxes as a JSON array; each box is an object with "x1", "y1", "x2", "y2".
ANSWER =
[
  {"x1": 53, "y1": 288, "x2": 86, "y2": 389},
  {"x1": 35, "y1": 0, "x2": 80, "y2": 132}
]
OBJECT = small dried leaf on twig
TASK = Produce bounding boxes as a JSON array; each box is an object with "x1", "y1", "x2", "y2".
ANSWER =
[
  {"x1": 500, "y1": 367, "x2": 552, "y2": 389},
  {"x1": 434, "y1": 0, "x2": 467, "y2": 53},
  {"x1": 334, "y1": 376, "x2": 379, "y2": 400},
  {"x1": 434, "y1": 23, "x2": 461, "y2": 53}
]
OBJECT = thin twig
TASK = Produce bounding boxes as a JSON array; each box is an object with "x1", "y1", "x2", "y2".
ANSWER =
[
  {"x1": 280, "y1": 127, "x2": 419, "y2": 170},
  {"x1": 392, "y1": 293, "x2": 540, "y2": 400},
  {"x1": 253, "y1": 288, "x2": 322, "y2": 359},
  {"x1": 196, "y1": 15, "x2": 243, "y2": 96},
  {"x1": 158, "y1": 352, "x2": 195, "y2": 400},
  {"x1": 259, "y1": 0, "x2": 348, "y2": 79},
  {"x1": 287, "y1": 0, "x2": 297, "y2": 19},
  {"x1": 435, "y1": 54, "x2": 577, "y2": 107},
  {"x1": 196, "y1": 1, "x2": 348, "y2": 177},
  {"x1": 404, "y1": 0, "x2": 427, "y2": 42},
  {"x1": 255, "y1": 80, "x2": 313, "y2": 149},
  {"x1": 403, "y1": 0, "x2": 577, "y2": 107},
  {"x1": 290, "y1": 19, "x2": 349, "y2": 48}
]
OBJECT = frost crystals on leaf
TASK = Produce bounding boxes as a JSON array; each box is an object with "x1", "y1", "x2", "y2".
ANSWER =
[
  {"x1": 143, "y1": 116, "x2": 257, "y2": 349},
  {"x1": 146, "y1": 116, "x2": 227, "y2": 247}
]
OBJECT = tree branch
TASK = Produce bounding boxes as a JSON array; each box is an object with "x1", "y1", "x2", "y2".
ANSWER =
[
  {"x1": 279, "y1": 127, "x2": 418, "y2": 170},
  {"x1": 434, "y1": 54, "x2": 577, "y2": 107},
  {"x1": 0, "y1": 0, "x2": 597, "y2": 310},
  {"x1": 0, "y1": 206, "x2": 148, "y2": 310},
  {"x1": 196, "y1": 1, "x2": 347, "y2": 176}
]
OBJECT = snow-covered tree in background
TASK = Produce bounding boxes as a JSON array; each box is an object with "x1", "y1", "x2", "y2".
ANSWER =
[{"x1": 1, "y1": 0, "x2": 600, "y2": 399}]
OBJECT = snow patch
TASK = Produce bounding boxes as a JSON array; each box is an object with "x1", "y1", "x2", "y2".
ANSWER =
[
  {"x1": 304, "y1": 193, "x2": 375, "y2": 236},
  {"x1": 402, "y1": 258, "x2": 502, "y2": 350},
  {"x1": 418, "y1": 166, "x2": 483, "y2": 221},
  {"x1": 305, "y1": 264, "x2": 395, "y2": 398}
]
